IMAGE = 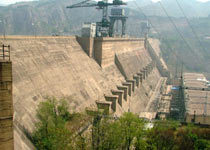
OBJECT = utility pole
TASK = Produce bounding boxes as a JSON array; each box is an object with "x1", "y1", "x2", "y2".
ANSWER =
[
  {"x1": 178, "y1": 61, "x2": 184, "y2": 120},
  {"x1": 203, "y1": 92, "x2": 208, "y2": 124},
  {"x1": 204, "y1": 92, "x2": 208, "y2": 116},
  {"x1": 32, "y1": 23, "x2": 36, "y2": 38},
  {"x1": 0, "y1": 20, "x2": 5, "y2": 40},
  {"x1": 180, "y1": 61, "x2": 183, "y2": 80},
  {"x1": 174, "y1": 62, "x2": 177, "y2": 78}
]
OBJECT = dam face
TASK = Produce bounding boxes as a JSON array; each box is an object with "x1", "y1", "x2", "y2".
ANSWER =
[{"x1": 0, "y1": 36, "x2": 164, "y2": 150}]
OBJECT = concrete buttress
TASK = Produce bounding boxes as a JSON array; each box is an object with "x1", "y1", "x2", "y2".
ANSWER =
[{"x1": 111, "y1": 90, "x2": 123, "y2": 107}]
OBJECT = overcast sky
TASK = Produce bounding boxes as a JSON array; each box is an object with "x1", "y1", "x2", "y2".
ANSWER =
[
  {"x1": 152, "y1": 0, "x2": 210, "y2": 2},
  {"x1": 0, "y1": 0, "x2": 36, "y2": 5},
  {"x1": 1, "y1": 0, "x2": 210, "y2": 5}
]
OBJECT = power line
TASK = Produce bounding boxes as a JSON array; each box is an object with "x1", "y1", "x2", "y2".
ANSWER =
[
  {"x1": 175, "y1": 0, "x2": 209, "y2": 57},
  {"x1": 158, "y1": 1, "x2": 194, "y2": 53},
  {"x1": 133, "y1": 1, "x2": 206, "y2": 76},
  {"x1": 133, "y1": 1, "x2": 184, "y2": 65},
  {"x1": 133, "y1": 1, "x2": 161, "y2": 39},
  {"x1": 157, "y1": 1, "x2": 203, "y2": 68}
]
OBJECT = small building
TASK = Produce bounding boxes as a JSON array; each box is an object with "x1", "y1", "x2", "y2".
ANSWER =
[
  {"x1": 183, "y1": 73, "x2": 210, "y2": 125},
  {"x1": 81, "y1": 22, "x2": 96, "y2": 37},
  {"x1": 158, "y1": 94, "x2": 172, "y2": 120}
]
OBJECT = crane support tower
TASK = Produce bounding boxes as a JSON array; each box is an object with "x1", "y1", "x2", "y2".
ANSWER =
[
  {"x1": 67, "y1": 0, "x2": 127, "y2": 37},
  {"x1": 109, "y1": 8, "x2": 127, "y2": 37}
]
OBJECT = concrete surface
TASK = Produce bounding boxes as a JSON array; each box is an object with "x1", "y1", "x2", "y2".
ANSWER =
[
  {"x1": 0, "y1": 61, "x2": 13, "y2": 150},
  {"x1": 0, "y1": 36, "x2": 163, "y2": 150},
  {"x1": 183, "y1": 73, "x2": 210, "y2": 125}
]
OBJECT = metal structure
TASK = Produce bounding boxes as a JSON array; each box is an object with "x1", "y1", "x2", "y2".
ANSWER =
[
  {"x1": 67, "y1": 0, "x2": 127, "y2": 37},
  {"x1": 109, "y1": 8, "x2": 127, "y2": 37},
  {"x1": 0, "y1": 20, "x2": 6, "y2": 39},
  {"x1": 141, "y1": 21, "x2": 150, "y2": 37},
  {"x1": 81, "y1": 22, "x2": 96, "y2": 37},
  {"x1": 0, "y1": 44, "x2": 10, "y2": 61}
]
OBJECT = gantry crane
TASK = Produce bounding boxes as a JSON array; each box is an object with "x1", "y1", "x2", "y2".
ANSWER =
[{"x1": 67, "y1": 0, "x2": 126, "y2": 37}]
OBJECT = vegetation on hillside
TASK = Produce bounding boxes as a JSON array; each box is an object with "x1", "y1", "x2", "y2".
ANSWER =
[
  {"x1": 1, "y1": 0, "x2": 210, "y2": 76},
  {"x1": 32, "y1": 97, "x2": 91, "y2": 150},
  {"x1": 32, "y1": 98, "x2": 210, "y2": 150},
  {"x1": 1, "y1": 0, "x2": 210, "y2": 35},
  {"x1": 32, "y1": 97, "x2": 73, "y2": 149},
  {"x1": 151, "y1": 17, "x2": 210, "y2": 76}
]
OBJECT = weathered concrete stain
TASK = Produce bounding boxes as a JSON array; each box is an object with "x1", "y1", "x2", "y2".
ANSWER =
[
  {"x1": 0, "y1": 36, "x2": 163, "y2": 150},
  {"x1": 0, "y1": 60, "x2": 13, "y2": 150}
]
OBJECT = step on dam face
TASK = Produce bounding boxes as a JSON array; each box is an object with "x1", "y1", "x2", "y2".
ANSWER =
[{"x1": 0, "y1": 36, "x2": 163, "y2": 150}]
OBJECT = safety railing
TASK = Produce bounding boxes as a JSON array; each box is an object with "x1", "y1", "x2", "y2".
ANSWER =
[{"x1": 0, "y1": 44, "x2": 10, "y2": 61}]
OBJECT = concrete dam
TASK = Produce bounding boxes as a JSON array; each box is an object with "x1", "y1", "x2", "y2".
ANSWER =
[{"x1": 0, "y1": 36, "x2": 168, "y2": 150}]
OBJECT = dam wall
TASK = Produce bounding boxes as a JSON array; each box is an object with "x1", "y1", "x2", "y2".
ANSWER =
[
  {"x1": 76, "y1": 36, "x2": 160, "y2": 115},
  {"x1": 0, "y1": 36, "x2": 163, "y2": 150},
  {"x1": 146, "y1": 40, "x2": 170, "y2": 80},
  {"x1": 93, "y1": 37, "x2": 145, "y2": 68},
  {"x1": 76, "y1": 37, "x2": 145, "y2": 69},
  {"x1": 76, "y1": 37, "x2": 94, "y2": 57}
]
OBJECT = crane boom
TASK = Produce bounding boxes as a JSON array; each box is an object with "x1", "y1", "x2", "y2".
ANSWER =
[
  {"x1": 66, "y1": 0, "x2": 97, "y2": 8},
  {"x1": 66, "y1": 0, "x2": 126, "y2": 9},
  {"x1": 66, "y1": 0, "x2": 127, "y2": 37}
]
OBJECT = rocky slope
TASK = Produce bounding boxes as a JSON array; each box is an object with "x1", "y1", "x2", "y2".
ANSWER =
[{"x1": 0, "y1": 0, "x2": 210, "y2": 36}]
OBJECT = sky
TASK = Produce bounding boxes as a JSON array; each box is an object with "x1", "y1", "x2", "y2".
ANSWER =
[
  {"x1": 151, "y1": 0, "x2": 210, "y2": 2},
  {"x1": 0, "y1": 0, "x2": 210, "y2": 5},
  {"x1": 0, "y1": 0, "x2": 36, "y2": 5}
]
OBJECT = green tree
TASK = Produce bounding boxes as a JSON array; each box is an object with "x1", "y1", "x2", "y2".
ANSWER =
[
  {"x1": 134, "y1": 120, "x2": 148, "y2": 150},
  {"x1": 118, "y1": 113, "x2": 146, "y2": 150},
  {"x1": 32, "y1": 97, "x2": 73, "y2": 150},
  {"x1": 75, "y1": 134, "x2": 90, "y2": 150},
  {"x1": 194, "y1": 139, "x2": 210, "y2": 150},
  {"x1": 92, "y1": 112, "x2": 147, "y2": 150},
  {"x1": 99, "y1": 119, "x2": 122, "y2": 150},
  {"x1": 175, "y1": 125, "x2": 210, "y2": 150},
  {"x1": 146, "y1": 121, "x2": 179, "y2": 150},
  {"x1": 175, "y1": 125, "x2": 198, "y2": 150}
]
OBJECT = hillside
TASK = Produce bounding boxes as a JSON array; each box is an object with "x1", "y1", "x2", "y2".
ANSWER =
[
  {"x1": 134, "y1": 0, "x2": 210, "y2": 18},
  {"x1": 0, "y1": 0, "x2": 210, "y2": 75},
  {"x1": 153, "y1": 17, "x2": 210, "y2": 75},
  {"x1": 1, "y1": 0, "x2": 210, "y2": 36},
  {"x1": 1, "y1": 1, "x2": 210, "y2": 149},
  {"x1": 0, "y1": 0, "x2": 101, "y2": 35}
]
